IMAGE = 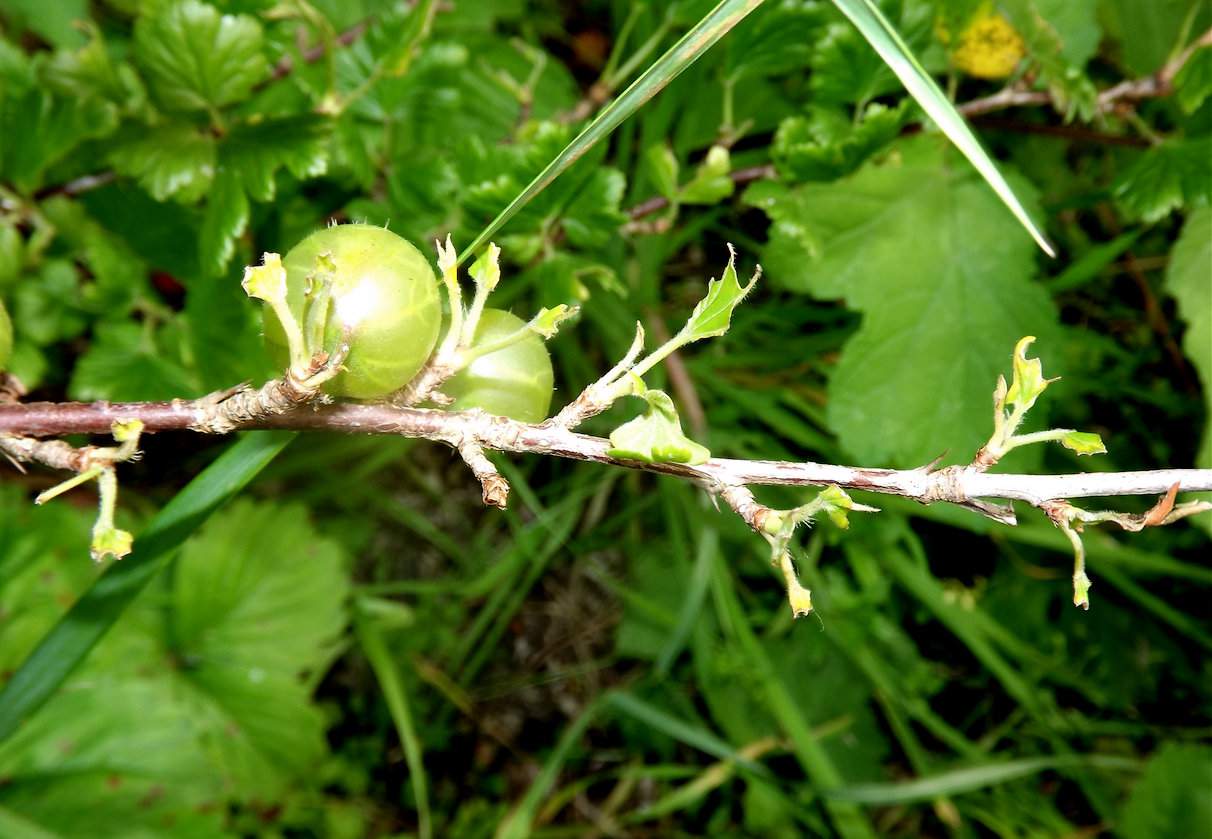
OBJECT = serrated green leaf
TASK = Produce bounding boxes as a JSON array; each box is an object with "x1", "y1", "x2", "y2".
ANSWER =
[
  {"x1": 1176, "y1": 47, "x2": 1212, "y2": 114},
  {"x1": 528, "y1": 304, "x2": 576, "y2": 339},
  {"x1": 561, "y1": 167, "x2": 627, "y2": 248},
  {"x1": 1119, "y1": 744, "x2": 1212, "y2": 839},
  {"x1": 0, "y1": 431, "x2": 295, "y2": 745},
  {"x1": 108, "y1": 123, "x2": 216, "y2": 202},
  {"x1": 42, "y1": 22, "x2": 146, "y2": 110},
  {"x1": 1059, "y1": 430, "x2": 1106, "y2": 456},
  {"x1": 198, "y1": 167, "x2": 249, "y2": 277},
  {"x1": 831, "y1": 0, "x2": 1054, "y2": 255},
  {"x1": 133, "y1": 0, "x2": 267, "y2": 114},
  {"x1": 773, "y1": 101, "x2": 908, "y2": 181},
  {"x1": 12, "y1": 260, "x2": 88, "y2": 346},
  {"x1": 1000, "y1": 0, "x2": 1099, "y2": 119},
  {"x1": 220, "y1": 115, "x2": 332, "y2": 203},
  {"x1": 167, "y1": 500, "x2": 348, "y2": 798},
  {"x1": 1101, "y1": 0, "x2": 1212, "y2": 76},
  {"x1": 747, "y1": 136, "x2": 1057, "y2": 466},
  {"x1": 1115, "y1": 139, "x2": 1212, "y2": 223},
  {"x1": 724, "y1": 0, "x2": 826, "y2": 81},
  {"x1": 195, "y1": 115, "x2": 330, "y2": 276},
  {"x1": 608, "y1": 388, "x2": 711, "y2": 465},
  {"x1": 1005, "y1": 335, "x2": 1052, "y2": 412},
  {"x1": 674, "y1": 246, "x2": 759, "y2": 345},
  {"x1": 0, "y1": 90, "x2": 118, "y2": 193},
  {"x1": 68, "y1": 321, "x2": 198, "y2": 401},
  {"x1": 810, "y1": 19, "x2": 902, "y2": 105}
]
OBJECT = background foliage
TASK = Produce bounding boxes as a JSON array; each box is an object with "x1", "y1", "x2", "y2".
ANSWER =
[{"x1": 1, "y1": 0, "x2": 1210, "y2": 836}]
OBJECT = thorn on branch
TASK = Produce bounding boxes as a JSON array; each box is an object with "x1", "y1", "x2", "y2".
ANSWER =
[{"x1": 191, "y1": 346, "x2": 348, "y2": 434}]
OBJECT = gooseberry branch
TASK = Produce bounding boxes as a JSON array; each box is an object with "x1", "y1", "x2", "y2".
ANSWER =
[
  {"x1": 1, "y1": 239, "x2": 1208, "y2": 618},
  {"x1": 2, "y1": 397, "x2": 1209, "y2": 508}
]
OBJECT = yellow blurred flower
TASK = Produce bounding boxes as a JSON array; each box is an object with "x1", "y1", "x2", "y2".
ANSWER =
[{"x1": 938, "y1": 5, "x2": 1026, "y2": 80}]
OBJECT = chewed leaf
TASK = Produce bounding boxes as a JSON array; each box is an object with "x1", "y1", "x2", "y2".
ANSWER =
[
  {"x1": 1060, "y1": 430, "x2": 1106, "y2": 456},
  {"x1": 675, "y1": 244, "x2": 761, "y2": 345},
  {"x1": 469, "y1": 243, "x2": 502, "y2": 293},
  {"x1": 241, "y1": 253, "x2": 286, "y2": 303},
  {"x1": 1005, "y1": 335, "x2": 1055, "y2": 413},
  {"x1": 528, "y1": 305, "x2": 579, "y2": 339},
  {"x1": 607, "y1": 388, "x2": 710, "y2": 465}
]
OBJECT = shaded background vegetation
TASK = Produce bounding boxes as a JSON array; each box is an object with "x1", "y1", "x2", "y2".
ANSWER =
[{"x1": 0, "y1": 0, "x2": 1210, "y2": 836}]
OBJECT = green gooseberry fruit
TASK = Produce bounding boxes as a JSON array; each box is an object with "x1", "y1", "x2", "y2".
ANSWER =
[
  {"x1": 443, "y1": 308, "x2": 554, "y2": 423},
  {"x1": 263, "y1": 224, "x2": 441, "y2": 399},
  {"x1": 0, "y1": 299, "x2": 11, "y2": 372}
]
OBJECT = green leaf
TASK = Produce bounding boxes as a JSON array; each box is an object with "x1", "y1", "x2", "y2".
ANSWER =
[
  {"x1": 0, "y1": 496, "x2": 345, "y2": 828},
  {"x1": 680, "y1": 145, "x2": 735, "y2": 205},
  {"x1": 1101, "y1": 0, "x2": 1212, "y2": 76},
  {"x1": 0, "y1": 0, "x2": 87, "y2": 49},
  {"x1": 108, "y1": 123, "x2": 216, "y2": 203},
  {"x1": 831, "y1": 0, "x2": 1054, "y2": 255},
  {"x1": 608, "y1": 386, "x2": 711, "y2": 465},
  {"x1": 167, "y1": 500, "x2": 348, "y2": 799},
  {"x1": 724, "y1": 0, "x2": 826, "y2": 81},
  {"x1": 644, "y1": 143, "x2": 680, "y2": 200},
  {"x1": 1059, "y1": 430, "x2": 1106, "y2": 456},
  {"x1": 773, "y1": 101, "x2": 908, "y2": 181},
  {"x1": 460, "y1": 0, "x2": 767, "y2": 261},
  {"x1": 674, "y1": 245, "x2": 759, "y2": 345},
  {"x1": 1176, "y1": 46, "x2": 1212, "y2": 114},
  {"x1": 68, "y1": 321, "x2": 198, "y2": 401},
  {"x1": 1017, "y1": 0, "x2": 1101, "y2": 68},
  {"x1": 42, "y1": 22, "x2": 146, "y2": 109},
  {"x1": 1115, "y1": 139, "x2": 1212, "y2": 223},
  {"x1": 133, "y1": 0, "x2": 267, "y2": 114},
  {"x1": 560, "y1": 167, "x2": 627, "y2": 248},
  {"x1": 1000, "y1": 0, "x2": 1100, "y2": 118},
  {"x1": 198, "y1": 116, "x2": 332, "y2": 275},
  {"x1": 747, "y1": 136, "x2": 1057, "y2": 466},
  {"x1": 527, "y1": 304, "x2": 577, "y2": 339},
  {"x1": 1005, "y1": 335, "x2": 1053, "y2": 413},
  {"x1": 1119, "y1": 744, "x2": 1212, "y2": 839},
  {"x1": 1166, "y1": 207, "x2": 1212, "y2": 532},
  {"x1": 199, "y1": 168, "x2": 249, "y2": 278},
  {"x1": 0, "y1": 90, "x2": 118, "y2": 193},
  {"x1": 0, "y1": 432, "x2": 295, "y2": 744}
]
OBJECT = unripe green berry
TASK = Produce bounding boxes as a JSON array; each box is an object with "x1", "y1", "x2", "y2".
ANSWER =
[
  {"x1": 443, "y1": 309, "x2": 554, "y2": 423},
  {"x1": 263, "y1": 224, "x2": 441, "y2": 399}
]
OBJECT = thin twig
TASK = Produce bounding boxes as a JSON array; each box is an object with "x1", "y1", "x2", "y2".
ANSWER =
[{"x1": 1, "y1": 400, "x2": 1208, "y2": 512}]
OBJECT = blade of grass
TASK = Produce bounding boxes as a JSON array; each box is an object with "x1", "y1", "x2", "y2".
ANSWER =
[
  {"x1": 708, "y1": 533, "x2": 877, "y2": 839},
  {"x1": 826, "y1": 754, "x2": 1139, "y2": 804},
  {"x1": 356, "y1": 606, "x2": 432, "y2": 839},
  {"x1": 0, "y1": 805, "x2": 59, "y2": 839},
  {"x1": 831, "y1": 0, "x2": 1055, "y2": 256},
  {"x1": 655, "y1": 522, "x2": 716, "y2": 675},
  {"x1": 460, "y1": 0, "x2": 765, "y2": 261},
  {"x1": 494, "y1": 697, "x2": 602, "y2": 839},
  {"x1": 0, "y1": 431, "x2": 295, "y2": 742},
  {"x1": 604, "y1": 690, "x2": 771, "y2": 778}
]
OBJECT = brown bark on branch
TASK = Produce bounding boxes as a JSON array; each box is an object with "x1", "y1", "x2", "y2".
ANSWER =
[{"x1": 2, "y1": 400, "x2": 1209, "y2": 513}]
